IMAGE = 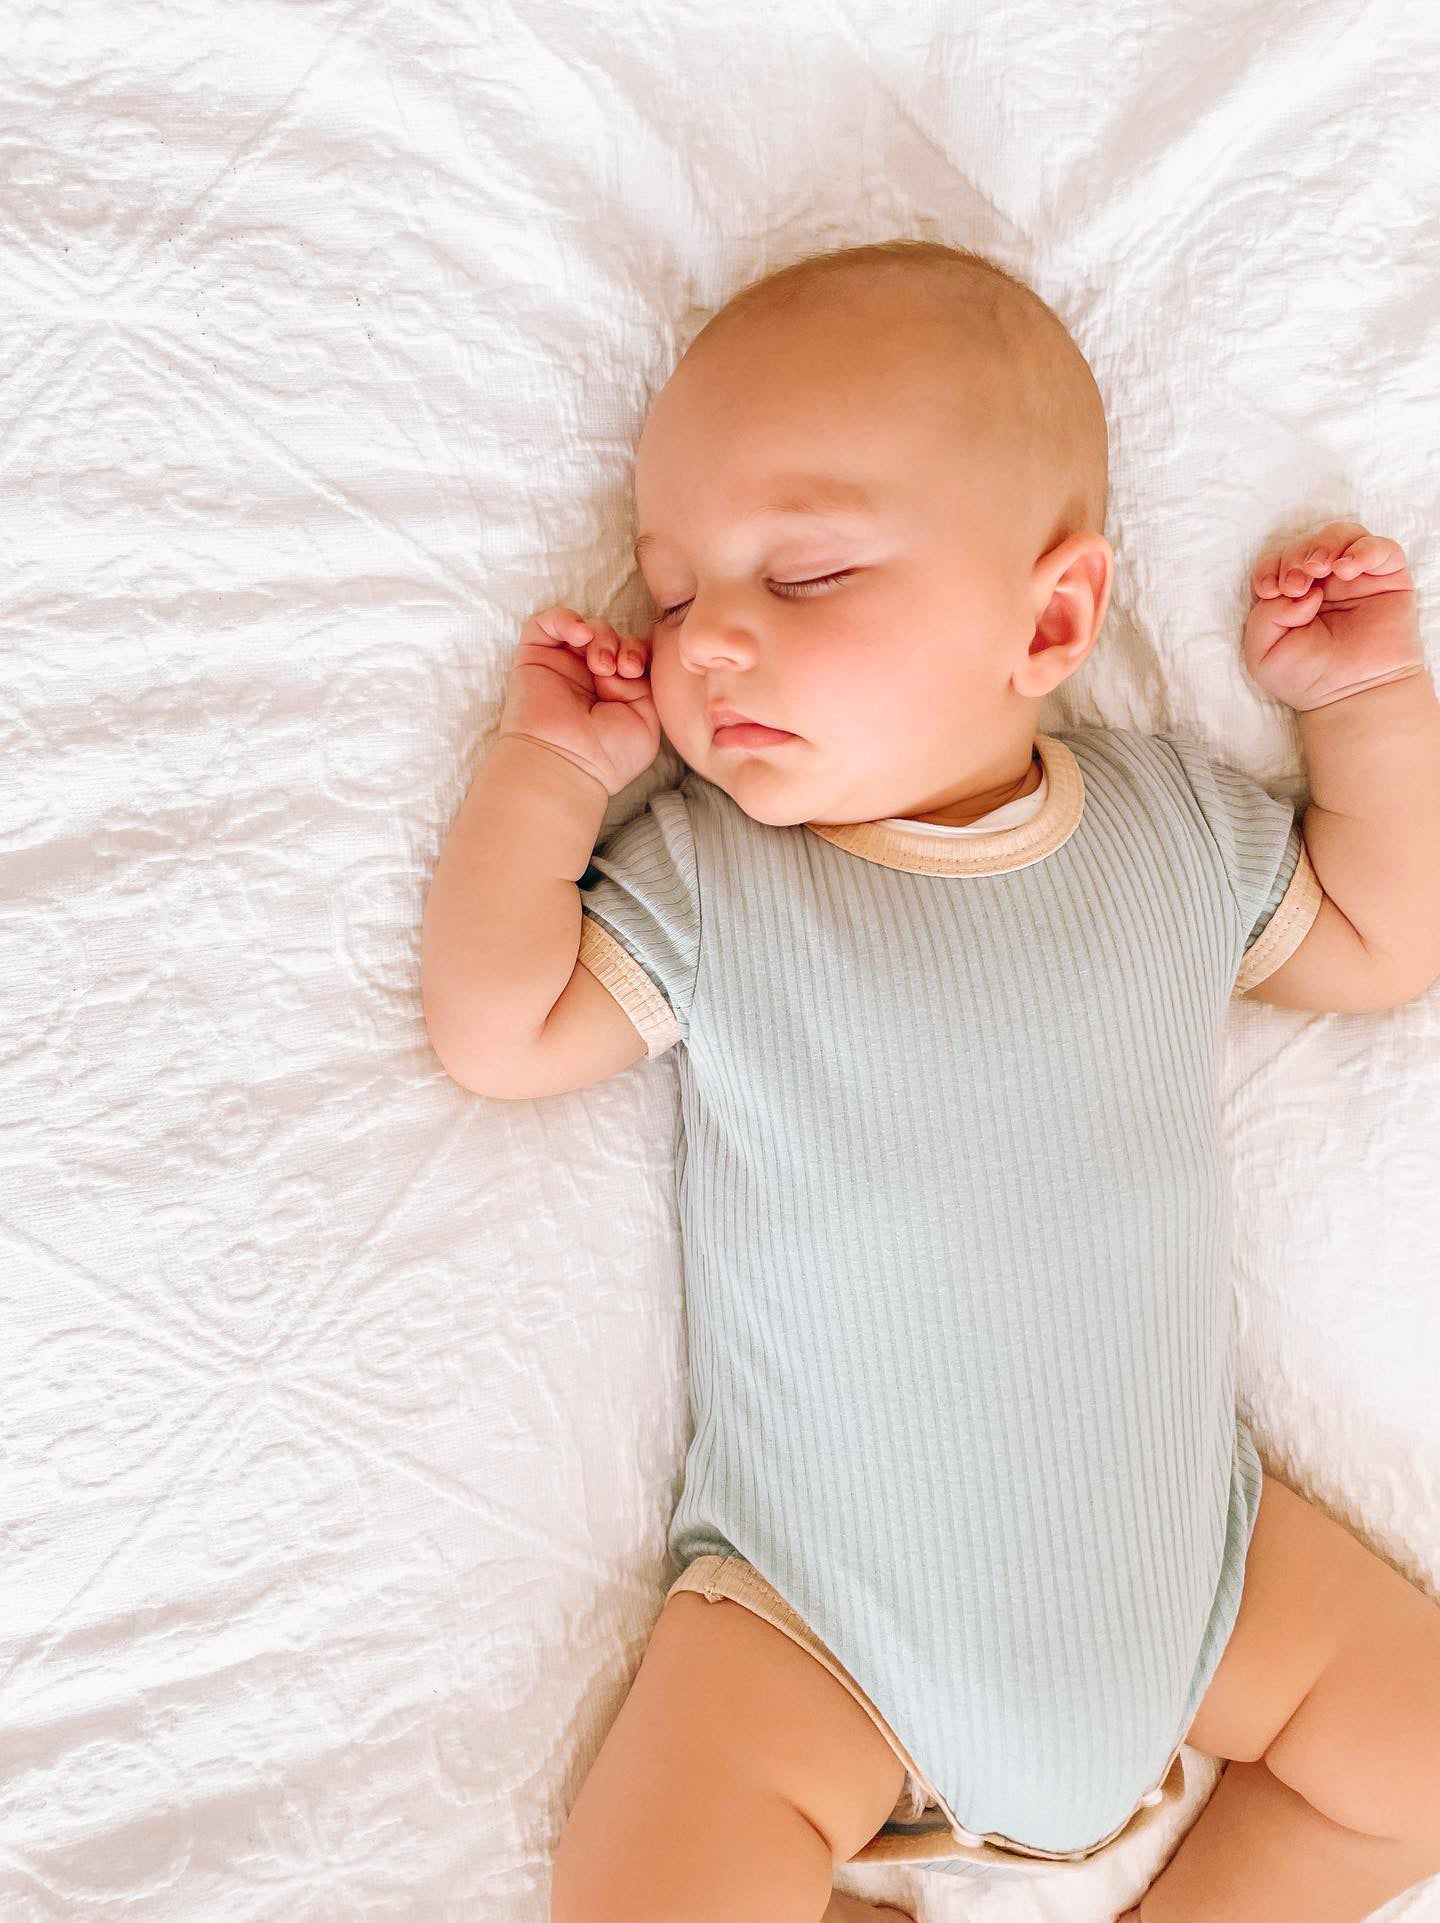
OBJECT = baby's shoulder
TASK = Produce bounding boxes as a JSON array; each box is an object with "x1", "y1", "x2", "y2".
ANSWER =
[
  {"x1": 1054, "y1": 723, "x2": 1188, "y2": 790},
  {"x1": 1055, "y1": 721, "x2": 1165, "y2": 757}
]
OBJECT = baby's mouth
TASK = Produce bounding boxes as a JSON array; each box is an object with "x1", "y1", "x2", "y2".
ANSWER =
[{"x1": 710, "y1": 720, "x2": 799, "y2": 749}]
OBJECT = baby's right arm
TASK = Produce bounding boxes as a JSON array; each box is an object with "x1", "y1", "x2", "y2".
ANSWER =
[{"x1": 420, "y1": 607, "x2": 659, "y2": 1098}]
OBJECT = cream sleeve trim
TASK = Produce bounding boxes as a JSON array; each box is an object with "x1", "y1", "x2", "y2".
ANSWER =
[
  {"x1": 1232, "y1": 837, "x2": 1325, "y2": 996},
  {"x1": 576, "y1": 915, "x2": 683, "y2": 1056}
]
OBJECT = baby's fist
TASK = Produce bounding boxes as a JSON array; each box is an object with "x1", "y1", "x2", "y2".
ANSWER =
[
  {"x1": 1243, "y1": 521, "x2": 1425, "y2": 713},
  {"x1": 498, "y1": 606, "x2": 660, "y2": 796}
]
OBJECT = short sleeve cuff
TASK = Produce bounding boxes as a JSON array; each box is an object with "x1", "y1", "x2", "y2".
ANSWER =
[
  {"x1": 1233, "y1": 835, "x2": 1324, "y2": 996},
  {"x1": 577, "y1": 916, "x2": 683, "y2": 1055}
]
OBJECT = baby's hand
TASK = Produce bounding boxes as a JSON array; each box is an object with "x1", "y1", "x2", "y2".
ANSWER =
[
  {"x1": 497, "y1": 607, "x2": 660, "y2": 796},
  {"x1": 1243, "y1": 521, "x2": 1425, "y2": 713}
]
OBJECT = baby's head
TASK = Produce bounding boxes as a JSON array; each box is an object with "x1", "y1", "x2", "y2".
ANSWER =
[{"x1": 633, "y1": 239, "x2": 1113, "y2": 827}]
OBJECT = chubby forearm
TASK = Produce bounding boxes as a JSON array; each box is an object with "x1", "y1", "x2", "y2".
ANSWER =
[
  {"x1": 1297, "y1": 665, "x2": 1440, "y2": 985},
  {"x1": 421, "y1": 736, "x2": 609, "y2": 1078}
]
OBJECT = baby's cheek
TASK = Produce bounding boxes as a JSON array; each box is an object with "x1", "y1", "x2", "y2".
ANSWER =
[
  {"x1": 647, "y1": 653, "x2": 690, "y2": 731},
  {"x1": 646, "y1": 643, "x2": 673, "y2": 693}
]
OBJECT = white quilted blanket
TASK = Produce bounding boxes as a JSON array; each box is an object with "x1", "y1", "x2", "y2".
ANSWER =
[{"x1": 4, "y1": 3, "x2": 1437, "y2": 1920}]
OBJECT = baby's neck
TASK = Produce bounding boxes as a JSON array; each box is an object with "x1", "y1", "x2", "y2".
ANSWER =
[{"x1": 890, "y1": 745, "x2": 1041, "y2": 828}]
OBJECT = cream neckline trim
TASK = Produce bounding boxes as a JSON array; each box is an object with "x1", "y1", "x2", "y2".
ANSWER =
[{"x1": 803, "y1": 734, "x2": 1084, "y2": 875}]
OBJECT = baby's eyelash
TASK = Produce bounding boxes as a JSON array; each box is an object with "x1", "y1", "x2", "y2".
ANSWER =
[
  {"x1": 775, "y1": 570, "x2": 853, "y2": 599},
  {"x1": 657, "y1": 571, "x2": 853, "y2": 624}
]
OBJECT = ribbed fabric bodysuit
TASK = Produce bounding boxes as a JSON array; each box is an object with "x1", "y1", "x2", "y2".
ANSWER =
[{"x1": 574, "y1": 726, "x2": 1322, "y2": 1855}]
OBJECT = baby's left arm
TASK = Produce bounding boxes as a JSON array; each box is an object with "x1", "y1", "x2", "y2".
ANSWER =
[{"x1": 1240, "y1": 521, "x2": 1440, "y2": 1010}]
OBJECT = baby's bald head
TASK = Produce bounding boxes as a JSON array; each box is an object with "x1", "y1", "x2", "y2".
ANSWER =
[
  {"x1": 673, "y1": 239, "x2": 1108, "y2": 552},
  {"x1": 632, "y1": 239, "x2": 1114, "y2": 831}
]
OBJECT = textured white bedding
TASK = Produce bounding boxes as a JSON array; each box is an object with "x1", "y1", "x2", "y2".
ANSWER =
[{"x1": 3, "y1": 2, "x2": 1438, "y2": 1919}]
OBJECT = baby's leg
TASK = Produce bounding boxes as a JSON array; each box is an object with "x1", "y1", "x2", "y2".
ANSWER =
[
  {"x1": 1126, "y1": 1470, "x2": 1440, "y2": 1923},
  {"x1": 550, "y1": 1588, "x2": 911, "y2": 1923}
]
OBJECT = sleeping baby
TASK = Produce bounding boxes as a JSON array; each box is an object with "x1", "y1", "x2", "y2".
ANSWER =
[{"x1": 421, "y1": 239, "x2": 1440, "y2": 1922}]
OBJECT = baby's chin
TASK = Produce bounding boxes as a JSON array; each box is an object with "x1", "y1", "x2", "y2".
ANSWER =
[{"x1": 683, "y1": 744, "x2": 816, "y2": 827}]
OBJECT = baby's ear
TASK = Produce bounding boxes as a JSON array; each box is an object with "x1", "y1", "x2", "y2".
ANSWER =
[{"x1": 1018, "y1": 534, "x2": 1110, "y2": 696}]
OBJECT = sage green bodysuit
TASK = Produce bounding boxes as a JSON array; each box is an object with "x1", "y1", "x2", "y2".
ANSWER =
[{"x1": 575, "y1": 726, "x2": 1322, "y2": 1855}]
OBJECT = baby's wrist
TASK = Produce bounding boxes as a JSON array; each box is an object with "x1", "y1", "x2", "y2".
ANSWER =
[
  {"x1": 1291, "y1": 662, "x2": 1431, "y2": 714},
  {"x1": 493, "y1": 731, "x2": 612, "y2": 807}
]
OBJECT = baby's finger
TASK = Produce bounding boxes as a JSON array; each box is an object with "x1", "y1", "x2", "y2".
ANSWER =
[
  {"x1": 1250, "y1": 579, "x2": 1324, "y2": 642},
  {"x1": 588, "y1": 624, "x2": 651, "y2": 680},
  {"x1": 613, "y1": 631, "x2": 652, "y2": 678},
  {"x1": 1251, "y1": 549, "x2": 1284, "y2": 599},
  {"x1": 1256, "y1": 521, "x2": 1369, "y2": 598},
  {"x1": 582, "y1": 617, "x2": 626, "y2": 676},
  {"x1": 530, "y1": 606, "x2": 595, "y2": 648},
  {"x1": 1332, "y1": 534, "x2": 1405, "y2": 578},
  {"x1": 1256, "y1": 553, "x2": 1319, "y2": 599},
  {"x1": 1275, "y1": 529, "x2": 1345, "y2": 595}
]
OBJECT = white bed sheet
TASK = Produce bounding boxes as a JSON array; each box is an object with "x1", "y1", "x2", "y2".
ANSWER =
[{"x1": 3, "y1": 1, "x2": 1438, "y2": 1918}]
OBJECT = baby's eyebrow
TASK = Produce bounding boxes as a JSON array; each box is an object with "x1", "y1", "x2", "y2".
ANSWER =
[{"x1": 634, "y1": 480, "x2": 878, "y2": 563}]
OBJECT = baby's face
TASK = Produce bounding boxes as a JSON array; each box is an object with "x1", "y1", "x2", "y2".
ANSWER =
[{"x1": 633, "y1": 300, "x2": 1103, "y2": 826}]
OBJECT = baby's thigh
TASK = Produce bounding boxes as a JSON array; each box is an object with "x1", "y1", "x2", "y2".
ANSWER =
[
  {"x1": 1185, "y1": 1469, "x2": 1440, "y2": 1839},
  {"x1": 551, "y1": 1590, "x2": 907, "y2": 1923}
]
